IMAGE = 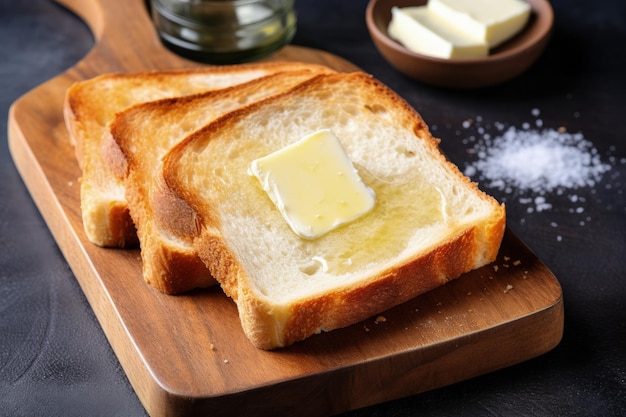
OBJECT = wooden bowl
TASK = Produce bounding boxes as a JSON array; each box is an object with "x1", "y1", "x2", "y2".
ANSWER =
[{"x1": 366, "y1": 0, "x2": 554, "y2": 88}]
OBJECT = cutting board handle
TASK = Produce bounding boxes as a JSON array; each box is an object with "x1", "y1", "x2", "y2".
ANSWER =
[
  {"x1": 56, "y1": 0, "x2": 196, "y2": 74},
  {"x1": 54, "y1": 0, "x2": 360, "y2": 75}
]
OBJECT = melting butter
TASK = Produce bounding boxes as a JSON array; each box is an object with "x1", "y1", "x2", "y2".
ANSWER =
[
  {"x1": 249, "y1": 129, "x2": 375, "y2": 239},
  {"x1": 297, "y1": 172, "x2": 447, "y2": 276}
]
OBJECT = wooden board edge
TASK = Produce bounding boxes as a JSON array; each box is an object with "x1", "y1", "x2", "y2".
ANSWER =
[{"x1": 143, "y1": 292, "x2": 563, "y2": 416}]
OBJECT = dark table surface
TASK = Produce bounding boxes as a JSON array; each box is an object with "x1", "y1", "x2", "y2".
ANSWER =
[{"x1": 1, "y1": 0, "x2": 625, "y2": 416}]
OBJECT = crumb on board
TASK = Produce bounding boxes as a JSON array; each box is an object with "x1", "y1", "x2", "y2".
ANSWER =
[
  {"x1": 504, "y1": 284, "x2": 514, "y2": 293},
  {"x1": 374, "y1": 316, "x2": 387, "y2": 324}
]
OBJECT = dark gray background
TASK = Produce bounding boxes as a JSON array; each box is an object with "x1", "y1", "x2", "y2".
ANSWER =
[{"x1": 1, "y1": 0, "x2": 624, "y2": 416}]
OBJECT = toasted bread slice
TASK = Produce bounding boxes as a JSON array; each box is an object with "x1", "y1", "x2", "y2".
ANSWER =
[
  {"x1": 63, "y1": 62, "x2": 332, "y2": 247},
  {"x1": 163, "y1": 72, "x2": 506, "y2": 349},
  {"x1": 109, "y1": 70, "x2": 332, "y2": 294}
]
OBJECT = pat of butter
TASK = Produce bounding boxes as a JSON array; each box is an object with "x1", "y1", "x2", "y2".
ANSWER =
[
  {"x1": 428, "y1": 0, "x2": 531, "y2": 48},
  {"x1": 249, "y1": 129, "x2": 375, "y2": 240},
  {"x1": 388, "y1": 6, "x2": 488, "y2": 59}
]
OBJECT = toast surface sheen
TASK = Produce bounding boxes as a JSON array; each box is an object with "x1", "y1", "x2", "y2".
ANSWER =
[{"x1": 163, "y1": 72, "x2": 506, "y2": 349}]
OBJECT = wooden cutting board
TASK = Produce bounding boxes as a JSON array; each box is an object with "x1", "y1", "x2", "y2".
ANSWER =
[{"x1": 8, "y1": 0, "x2": 564, "y2": 415}]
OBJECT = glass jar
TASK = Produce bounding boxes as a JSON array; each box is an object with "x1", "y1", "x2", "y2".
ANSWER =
[{"x1": 150, "y1": 0, "x2": 296, "y2": 64}]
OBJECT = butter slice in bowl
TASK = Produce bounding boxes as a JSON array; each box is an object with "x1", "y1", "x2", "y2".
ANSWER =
[
  {"x1": 388, "y1": 0, "x2": 531, "y2": 59},
  {"x1": 429, "y1": 0, "x2": 531, "y2": 48},
  {"x1": 389, "y1": 6, "x2": 489, "y2": 59},
  {"x1": 249, "y1": 129, "x2": 375, "y2": 240}
]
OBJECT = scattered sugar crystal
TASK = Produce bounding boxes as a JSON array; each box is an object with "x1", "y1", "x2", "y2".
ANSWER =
[
  {"x1": 458, "y1": 113, "x2": 623, "y2": 232},
  {"x1": 535, "y1": 196, "x2": 552, "y2": 212},
  {"x1": 464, "y1": 127, "x2": 611, "y2": 194}
]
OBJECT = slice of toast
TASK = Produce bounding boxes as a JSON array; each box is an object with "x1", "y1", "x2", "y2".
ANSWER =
[
  {"x1": 63, "y1": 62, "x2": 331, "y2": 247},
  {"x1": 109, "y1": 70, "x2": 332, "y2": 294},
  {"x1": 163, "y1": 72, "x2": 506, "y2": 349}
]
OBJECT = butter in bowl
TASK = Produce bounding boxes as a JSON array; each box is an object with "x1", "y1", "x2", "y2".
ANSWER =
[{"x1": 366, "y1": 0, "x2": 554, "y2": 88}]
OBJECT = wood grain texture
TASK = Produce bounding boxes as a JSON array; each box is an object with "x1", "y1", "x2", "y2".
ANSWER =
[{"x1": 7, "y1": 0, "x2": 564, "y2": 415}]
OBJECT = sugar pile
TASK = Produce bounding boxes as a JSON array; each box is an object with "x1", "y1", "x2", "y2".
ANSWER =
[
  {"x1": 463, "y1": 124, "x2": 611, "y2": 196},
  {"x1": 457, "y1": 110, "x2": 623, "y2": 222}
]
